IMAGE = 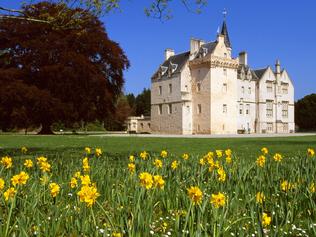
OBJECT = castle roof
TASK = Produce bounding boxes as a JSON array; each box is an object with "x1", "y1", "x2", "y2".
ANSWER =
[
  {"x1": 253, "y1": 68, "x2": 268, "y2": 79},
  {"x1": 221, "y1": 20, "x2": 231, "y2": 49},
  {"x1": 152, "y1": 51, "x2": 190, "y2": 79}
]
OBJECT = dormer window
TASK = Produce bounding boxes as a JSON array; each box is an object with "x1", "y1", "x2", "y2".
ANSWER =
[
  {"x1": 202, "y1": 48, "x2": 208, "y2": 57},
  {"x1": 160, "y1": 66, "x2": 168, "y2": 77}
]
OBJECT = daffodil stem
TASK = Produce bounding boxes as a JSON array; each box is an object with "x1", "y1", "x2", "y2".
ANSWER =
[
  {"x1": 96, "y1": 201, "x2": 114, "y2": 228},
  {"x1": 5, "y1": 191, "x2": 16, "y2": 237},
  {"x1": 91, "y1": 208, "x2": 97, "y2": 227},
  {"x1": 183, "y1": 202, "x2": 192, "y2": 234}
]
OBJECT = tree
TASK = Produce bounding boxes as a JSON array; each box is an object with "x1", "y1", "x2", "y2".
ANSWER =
[
  {"x1": 104, "y1": 95, "x2": 132, "y2": 131},
  {"x1": 295, "y1": 93, "x2": 316, "y2": 131},
  {"x1": 0, "y1": 2, "x2": 129, "y2": 134},
  {"x1": 0, "y1": 0, "x2": 207, "y2": 25},
  {"x1": 126, "y1": 93, "x2": 136, "y2": 115},
  {"x1": 135, "y1": 88, "x2": 151, "y2": 116}
]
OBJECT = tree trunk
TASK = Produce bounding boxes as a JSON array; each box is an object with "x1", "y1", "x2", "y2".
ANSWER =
[{"x1": 38, "y1": 123, "x2": 54, "y2": 135}]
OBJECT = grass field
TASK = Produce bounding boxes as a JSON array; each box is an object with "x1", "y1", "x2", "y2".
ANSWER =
[
  {"x1": 0, "y1": 134, "x2": 316, "y2": 236},
  {"x1": 0, "y1": 134, "x2": 316, "y2": 156}
]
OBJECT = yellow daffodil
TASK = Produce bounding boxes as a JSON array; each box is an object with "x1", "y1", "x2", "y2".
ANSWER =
[
  {"x1": 139, "y1": 172, "x2": 153, "y2": 189},
  {"x1": 74, "y1": 171, "x2": 81, "y2": 178},
  {"x1": 0, "y1": 178, "x2": 5, "y2": 190},
  {"x1": 95, "y1": 148, "x2": 102, "y2": 157},
  {"x1": 217, "y1": 167, "x2": 226, "y2": 182},
  {"x1": 160, "y1": 150, "x2": 168, "y2": 158},
  {"x1": 273, "y1": 153, "x2": 282, "y2": 162},
  {"x1": 80, "y1": 175, "x2": 91, "y2": 186},
  {"x1": 70, "y1": 177, "x2": 78, "y2": 188},
  {"x1": 49, "y1": 182, "x2": 60, "y2": 197},
  {"x1": 261, "y1": 147, "x2": 268, "y2": 155},
  {"x1": 85, "y1": 147, "x2": 91, "y2": 154},
  {"x1": 77, "y1": 185, "x2": 100, "y2": 207},
  {"x1": 199, "y1": 158, "x2": 205, "y2": 166},
  {"x1": 171, "y1": 160, "x2": 179, "y2": 170},
  {"x1": 153, "y1": 175, "x2": 165, "y2": 189},
  {"x1": 216, "y1": 150, "x2": 223, "y2": 158},
  {"x1": 256, "y1": 155, "x2": 266, "y2": 167},
  {"x1": 24, "y1": 159, "x2": 33, "y2": 168},
  {"x1": 82, "y1": 157, "x2": 90, "y2": 172},
  {"x1": 153, "y1": 159, "x2": 163, "y2": 168},
  {"x1": 11, "y1": 171, "x2": 29, "y2": 186},
  {"x1": 210, "y1": 192, "x2": 226, "y2": 208},
  {"x1": 225, "y1": 149, "x2": 232, "y2": 157},
  {"x1": 129, "y1": 155, "x2": 135, "y2": 162},
  {"x1": 182, "y1": 153, "x2": 189, "y2": 160},
  {"x1": 128, "y1": 163, "x2": 135, "y2": 173},
  {"x1": 226, "y1": 156, "x2": 232, "y2": 164},
  {"x1": 1, "y1": 156, "x2": 13, "y2": 169},
  {"x1": 21, "y1": 146, "x2": 28, "y2": 154},
  {"x1": 281, "y1": 180, "x2": 294, "y2": 192},
  {"x1": 307, "y1": 148, "x2": 315, "y2": 157},
  {"x1": 140, "y1": 151, "x2": 149, "y2": 160},
  {"x1": 256, "y1": 192, "x2": 265, "y2": 204},
  {"x1": 187, "y1": 186, "x2": 203, "y2": 205},
  {"x1": 262, "y1": 212, "x2": 271, "y2": 227},
  {"x1": 112, "y1": 232, "x2": 122, "y2": 237},
  {"x1": 4, "y1": 187, "x2": 16, "y2": 201}
]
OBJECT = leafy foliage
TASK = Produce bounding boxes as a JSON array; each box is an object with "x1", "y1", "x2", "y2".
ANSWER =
[
  {"x1": 295, "y1": 94, "x2": 316, "y2": 131},
  {"x1": 0, "y1": 2, "x2": 129, "y2": 133}
]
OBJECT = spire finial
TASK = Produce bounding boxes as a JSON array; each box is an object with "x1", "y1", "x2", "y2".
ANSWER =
[{"x1": 223, "y1": 8, "x2": 227, "y2": 20}]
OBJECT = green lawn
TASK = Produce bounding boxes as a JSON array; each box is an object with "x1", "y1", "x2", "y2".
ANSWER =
[
  {"x1": 1, "y1": 134, "x2": 316, "y2": 236},
  {"x1": 0, "y1": 134, "x2": 315, "y2": 157}
]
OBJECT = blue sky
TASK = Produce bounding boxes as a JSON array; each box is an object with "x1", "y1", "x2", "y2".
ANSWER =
[{"x1": 5, "y1": 0, "x2": 316, "y2": 100}]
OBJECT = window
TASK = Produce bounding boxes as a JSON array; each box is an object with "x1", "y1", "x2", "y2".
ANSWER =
[
  {"x1": 223, "y1": 104, "x2": 227, "y2": 113},
  {"x1": 282, "y1": 101, "x2": 288, "y2": 118},
  {"x1": 223, "y1": 83, "x2": 227, "y2": 92},
  {"x1": 224, "y1": 53, "x2": 227, "y2": 58},
  {"x1": 197, "y1": 83, "x2": 201, "y2": 92},
  {"x1": 267, "y1": 123, "x2": 273, "y2": 132},
  {"x1": 246, "y1": 104, "x2": 250, "y2": 115},
  {"x1": 158, "y1": 86, "x2": 162, "y2": 95},
  {"x1": 184, "y1": 85, "x2": 188, "y2": 91},
  {"x1": 148, "y1": 123, "x2": 151, "y2": 128},
  {"x1": 282, "y1": 84, "x2": 288, "y2": 94},
  {"x1": 140, "y1": 123, "x2": 143, "y2": 129},
  {"x1": 223, "y1": 68, "x2": 227, "y2": 76},
  {"x1": 186, "y1": 106, "x2": 190, "y2": 113},
  {"x1": 248, "y1": 87, "x2": 251, "y2": 94},
  {"x1": 197, "y1": 104, "x2": 202, "y2": 114},
  {"x1": 132, "y1": 122, "x2": 136, "y2": 128},
  {"x1": 283, "y1": 123, "x2": 288, "y2": 132},
  {"x1": 241, "y1": 86, "x2": 245, "y2": 94},
  {"x1": 266, "y1": 100, "x2": 273, "y2": 117},
  {"x1": 239, "y1": 104, "x2": 243, "y2": 115},
  {"x1": 168, "y1": 104, "x2": 172, "y2": 114},
  {"x1": 266, "y1": 82, "x2": 273, "y2": 93},
  {"x1": 169, "y1": 83, "x2": 172, "y2": 94},
  {"x1": 158, "y1": 104, "x2": 162, "y2": 115}
]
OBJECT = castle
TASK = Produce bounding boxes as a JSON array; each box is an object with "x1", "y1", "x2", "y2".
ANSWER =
[{"x1": 148, "y1": 18, "x2": 295, "y2": 135}]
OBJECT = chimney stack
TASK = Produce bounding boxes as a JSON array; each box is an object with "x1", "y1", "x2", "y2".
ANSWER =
[
  {"x1": 165, "y1": 49, "x2": 175, "y2": 60},
  {"x1": 190, "y1": 38, "x2": 205, "y2": 57},
  {"x1": 239, "y1": 51, "x2": 248, "y2": 65}
]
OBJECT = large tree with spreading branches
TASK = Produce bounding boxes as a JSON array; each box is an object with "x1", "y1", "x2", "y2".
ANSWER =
[
  {"x1": 0, "y1": 2, "x2": 129, "y2": 134},
  {"x1": 0, "y1": 0, "x2": 207, "y2": 25}
]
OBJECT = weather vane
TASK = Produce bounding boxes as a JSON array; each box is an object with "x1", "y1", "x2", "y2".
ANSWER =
[{"x1": 223, "y1": 8, "x2": 227, "y2": 20}]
